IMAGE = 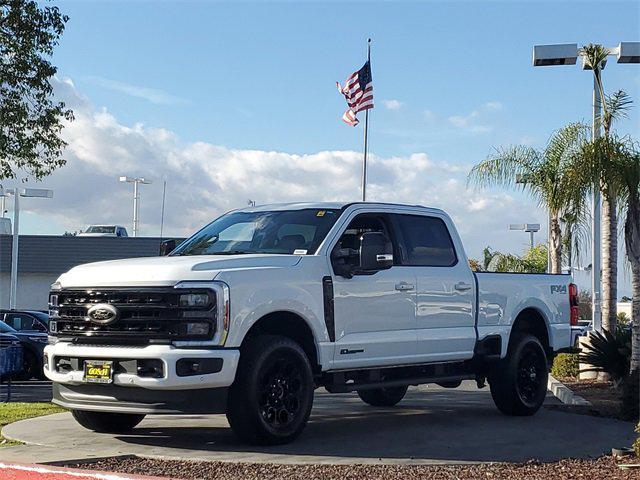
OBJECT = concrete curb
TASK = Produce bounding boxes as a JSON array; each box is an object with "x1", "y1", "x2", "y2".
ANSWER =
[
  {"x1": 0, "y1": 461, "x2": 176, "y2": 480},
  {"x1": 547, "y1": 374, "x2": 591, "y2": 406}
]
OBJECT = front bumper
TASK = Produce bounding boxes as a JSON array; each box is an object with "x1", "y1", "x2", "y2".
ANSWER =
[{"x1": 44, "y1": 342, "x2": 240, "y2": 390}]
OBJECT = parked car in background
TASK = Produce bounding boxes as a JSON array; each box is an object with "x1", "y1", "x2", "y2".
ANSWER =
[
  {"x1": 1, "y1": 310, "x2": 49, "y2": 333},
  {"x1": 0, "y1": 332, "x2": 23, "y2": 382},
  {"x1": 78, "y1": 225, "x2": 129, "y2": 237},
  {"x1": 0, "y1": 321, "x2": 47, "y2": 380}
]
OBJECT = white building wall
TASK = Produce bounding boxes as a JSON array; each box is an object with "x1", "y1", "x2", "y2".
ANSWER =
[
  {"x1": 617, "y1": 301, "x2": 632, "y2": 319},
  {"x1": 0, "y1": 272, "x2": 58, "y2": 310}
]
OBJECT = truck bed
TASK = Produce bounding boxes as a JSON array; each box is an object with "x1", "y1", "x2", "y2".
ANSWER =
[{"x1": 474, "y1": 272, "x2": 573, "y2": 357}]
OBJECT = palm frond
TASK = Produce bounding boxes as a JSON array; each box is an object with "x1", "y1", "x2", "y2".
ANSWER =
[
  {"x1": 467, "y1": 145, "x2": 540, "y2": 190},
  {"x1": 579, "y1": 328, "x2": 631, "y2": 381},
  {"x1": 580, "y1": 44, "x2": 610, "y2": 131}
]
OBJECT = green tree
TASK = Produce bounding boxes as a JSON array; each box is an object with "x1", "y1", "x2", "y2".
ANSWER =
[
  {"x1": 0, "y1": 0, "x2": 73, "y2": 180},
  {"x1": 580, "y1": 44, "x2": 633, "y2": 334},
  {"x1": 468, "y1": 124, "x2": 586, "y2": 273},
  {"x1": 480, "y1": 245, "x2": 547, "y2": 274},
  {"x1": 613, "y1": 147, "x2": 640, "y2": 378}
]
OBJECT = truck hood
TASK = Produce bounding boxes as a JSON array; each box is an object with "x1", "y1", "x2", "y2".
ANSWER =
[{"x1": 57, "y1": 254, "x2": 302, "y2": 288}]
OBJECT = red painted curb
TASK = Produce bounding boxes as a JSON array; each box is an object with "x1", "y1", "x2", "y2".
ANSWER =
[{"x1": 0, "y1": 462, "x2": 178, "y2": 480}]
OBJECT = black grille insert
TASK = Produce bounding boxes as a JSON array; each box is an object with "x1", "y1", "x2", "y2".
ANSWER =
[{"x1": 50, "y1": 288, "x2": 216, "y2": 344}]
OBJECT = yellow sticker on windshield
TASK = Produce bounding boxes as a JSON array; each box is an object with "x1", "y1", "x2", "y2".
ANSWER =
[{"x1": 317, "y1": 210, "x2": 326, "y2": 217}]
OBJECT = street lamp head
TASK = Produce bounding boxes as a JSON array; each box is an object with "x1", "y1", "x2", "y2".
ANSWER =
[
  {"x1": 119, "y1": 176, "x2": 151, "y2": 184},
  {"x1": 618, "y1": 42, "x2": 640, "y2": 64},
  {"x1": 533, "y1": 44, "x2": 578, "y2": 67},
  {"x1": 509, "y1": 223, "x2": 540, "y2": 233},
  {"x1": 19, "y1": 188, "x2": 53, "y2": 199}
]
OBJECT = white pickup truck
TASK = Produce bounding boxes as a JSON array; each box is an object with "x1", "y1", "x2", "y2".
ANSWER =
[{"x1": 45, "y1": 202, "x2": 581, "y2": 445}]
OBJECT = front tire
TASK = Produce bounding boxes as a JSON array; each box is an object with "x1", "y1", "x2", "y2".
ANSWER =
[
  {"x1": 489, "y1": 334, "x2": 548, "y2": 416},
  {"x1": 357, "y1": 386, "x2": 408, "y2": 407},
  {"x1": 226, "y1": 335, "x2": 314, "y2": 445},
  {"x1": 71, "y1": 410, "x2": 145, "y2": 433}
]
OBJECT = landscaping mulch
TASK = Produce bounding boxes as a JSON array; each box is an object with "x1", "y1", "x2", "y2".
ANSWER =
[{"x1": 68, "y1": 456, "x2": 640, "y2": 480}]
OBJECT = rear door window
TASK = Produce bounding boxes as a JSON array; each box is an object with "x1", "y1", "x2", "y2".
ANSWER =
[
  {"x1": 4, "y1": 313, "x2": 39, "y2": 331},
  {"x1": 393, "y1": 214, "x2": 457, "y2": 267}
]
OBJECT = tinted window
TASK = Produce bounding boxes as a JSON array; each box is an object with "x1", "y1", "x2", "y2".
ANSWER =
[
  {"x1": 331, "y1": 214, "x2": 397, "y2": 272},
  {"x1": 395, "y1": 215, "x2": 457, "y2": 266},
  {"x1": 5, "y1": 314, "x2": 39, "y2": 331}
]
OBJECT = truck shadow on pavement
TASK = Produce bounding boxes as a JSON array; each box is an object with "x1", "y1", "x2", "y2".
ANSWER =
[{"x1": 109, "y1": 389, "x2": 635, "y2": 463}]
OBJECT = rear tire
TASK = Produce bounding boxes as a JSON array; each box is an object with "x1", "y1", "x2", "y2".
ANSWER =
[
  {"x1": 71, "y1": 410, "x2": 145, "y2": 433},
  {"x1": 226, "y1": 335, "x2": 314, "y2": 445},
  {"x1": 489, "y1": 334, "x2": 548, "y2": 416},
  {"x1": 357, "y1": 385, "x2": 408, "y2": 407}
]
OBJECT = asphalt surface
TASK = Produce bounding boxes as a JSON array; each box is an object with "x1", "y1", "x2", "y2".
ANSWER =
[
  {"x1": 0, "y1": 381, "x2": 52, "y2": 403},
  {"x1": 2, "y1": 381, "x2": 636, "y2": 465}
]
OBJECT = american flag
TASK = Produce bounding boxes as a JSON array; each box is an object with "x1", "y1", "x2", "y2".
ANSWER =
[{"x1": 337, "y1": 61, "x2": 373, "y2": 126}]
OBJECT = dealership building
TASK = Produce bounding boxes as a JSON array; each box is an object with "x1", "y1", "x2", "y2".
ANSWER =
[{"x1": 0, "y1": 235, "x2": 175, "y2": 310}]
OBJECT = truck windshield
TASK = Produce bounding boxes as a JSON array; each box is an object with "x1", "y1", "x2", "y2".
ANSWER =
[
  {"x1": 172, "y1": 208, "x2": 341, "y2": 256},
  {"x1": 86, "y1": 226, "x2": 115, "y2": 234}
]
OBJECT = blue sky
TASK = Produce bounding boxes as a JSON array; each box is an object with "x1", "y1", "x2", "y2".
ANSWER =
[
  {"x1": 52, "y1": 0, "x2": 639, "y2": 156},
  {"x1": 9, "y1": 0, "x2": 640, "y2": 293}
]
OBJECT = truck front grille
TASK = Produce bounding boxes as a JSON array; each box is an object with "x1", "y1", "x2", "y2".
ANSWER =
[{"x1": 49, "y1": 288, "x2": 216, "y2": 345}]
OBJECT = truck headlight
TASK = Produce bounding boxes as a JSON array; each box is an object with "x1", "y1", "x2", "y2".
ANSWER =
[{"x1": 179, "y1": 293, "x2": 211, "y2": 308}]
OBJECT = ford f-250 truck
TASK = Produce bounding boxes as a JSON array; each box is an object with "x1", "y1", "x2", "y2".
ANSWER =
[{"x1": 45, "y1": 202, "x2": 582, "y2": 445}]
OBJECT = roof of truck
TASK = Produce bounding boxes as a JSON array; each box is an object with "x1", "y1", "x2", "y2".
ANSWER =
[{"x1": 237, "y1": 202, "x2": 443, "y2": 213}]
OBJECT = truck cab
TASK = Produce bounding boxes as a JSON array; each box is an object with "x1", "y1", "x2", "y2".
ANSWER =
[{"x1": 45, "y1": 202, "x2": 579, "y2": 445}]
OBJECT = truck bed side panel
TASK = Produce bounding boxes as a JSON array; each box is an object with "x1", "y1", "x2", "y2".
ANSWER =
[{"x1": 475, "y1": 272, "x2": 572, "y2": 357}]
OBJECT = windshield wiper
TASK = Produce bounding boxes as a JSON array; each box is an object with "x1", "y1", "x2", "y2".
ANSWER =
[{"x1": 209, "y1": 250, "x2": 257, "y2": 255}]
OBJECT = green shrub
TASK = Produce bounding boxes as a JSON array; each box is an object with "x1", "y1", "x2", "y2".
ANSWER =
[
  {"x1": 551, "y1": 353, "x2": 579, "y2": 379},
  {"x1": 579, "y1": 328, "x2": 631, "y2": 383}
]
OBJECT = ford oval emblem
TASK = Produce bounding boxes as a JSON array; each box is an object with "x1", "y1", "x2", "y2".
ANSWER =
[{"x1": 87, "y1": 303, "x2": 119, "y2": 324}]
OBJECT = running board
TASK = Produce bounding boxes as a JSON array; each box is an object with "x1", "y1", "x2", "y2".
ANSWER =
[{"x1": 325, "y1": 374, "x2": 475, "y2": 393}]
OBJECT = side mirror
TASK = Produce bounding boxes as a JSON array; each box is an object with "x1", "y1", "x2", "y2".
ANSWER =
[
  {"x1": 159, "y1": 239, "x2": 177, "y2": 256},
  {"x1": 358, "y1": 232, "x2": 393, "y2": 272}
]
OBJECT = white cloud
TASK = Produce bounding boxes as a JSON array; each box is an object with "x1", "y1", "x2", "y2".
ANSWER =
[
  {"x1": 382, "y1": 99, "x2": 403, "y2": 111},
  {"x1": 448, "y1": 110, "x2": 492, "y2": 133},
  {"x1": 86, "y1": 76, "x2": 188, "y2": 105},
  {"x1": 484, "y1": 101, "x2": 503, "y2": 111},
  {"x1": 10, "y1": 77, "x2": 543, "y2": 260}
]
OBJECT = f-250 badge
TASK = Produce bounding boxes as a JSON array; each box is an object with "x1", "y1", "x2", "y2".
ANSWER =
[{"x1": 551, "y1": 285, "x2": 567, "y2": 294}]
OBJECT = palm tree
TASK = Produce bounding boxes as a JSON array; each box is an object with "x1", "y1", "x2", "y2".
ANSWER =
[
  {"x1": 468, "y1": 124, "x2": 586, "y2": 273},
  {"x1": 614, "y1": 147, "x2": 640, "y2": 379},
  {"x1": 581, "y1": 43, "x2": 633, "y2": 333}
]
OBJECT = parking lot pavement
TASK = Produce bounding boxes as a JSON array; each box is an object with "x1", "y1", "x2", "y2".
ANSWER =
[
  {"x1": 0, "y1": 381, "x2": 52, "y2": 403},
  {"x1": 1, "y1": 381, "x2": 636, "y2": 466}
]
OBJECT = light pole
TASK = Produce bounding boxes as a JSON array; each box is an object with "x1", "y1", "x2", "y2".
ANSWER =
[
  {"x1": 119, "y1": 176, "x2": 152, "y2": 237},
  {"x1": 532, "y1": 41, "x2": 640, "y2": 331},
  {"x1": 1, "y1": 187, "x2": 54, "y2": 309},
  {"x1": 509, "y1": 223, "x2": 541, "y2": 249}
]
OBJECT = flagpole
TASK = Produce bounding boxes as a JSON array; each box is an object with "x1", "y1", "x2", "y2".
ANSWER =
[{"x1": 361, "y1": 38, "x2": 371, "y2": 202}]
